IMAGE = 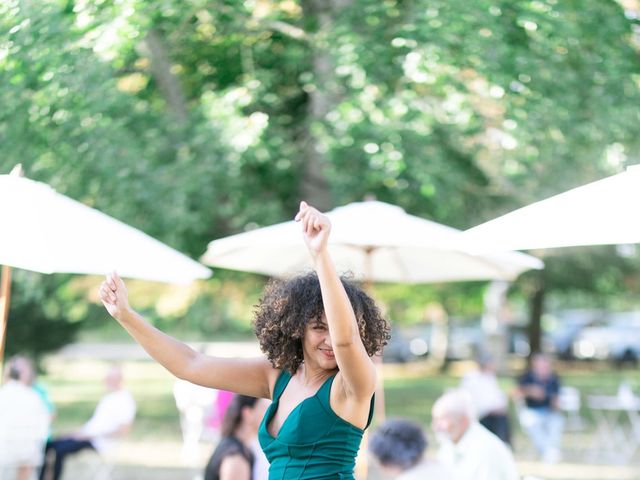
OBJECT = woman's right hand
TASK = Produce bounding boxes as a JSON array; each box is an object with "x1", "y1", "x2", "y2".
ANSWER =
[
  {"x1": 99, "y1": 271, "x2": 131, "y2": 321},
  {"x1": 295, "y1": 201, "x2": 331, "y2": 258}
]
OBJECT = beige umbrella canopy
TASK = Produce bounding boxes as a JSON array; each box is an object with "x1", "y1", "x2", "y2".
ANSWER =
[
  {"x1": 202, "y1": 200, "x2": 543, "y2": 283},
  {"x1": 463, "y1": 165, "x2": 640, "y2": 252},
  {"x1": 0, "y1": 165, "x2": 211, "y2": 367},
  {"x1": 201, "y1": 200, "x2": 543, "y2": 430}
]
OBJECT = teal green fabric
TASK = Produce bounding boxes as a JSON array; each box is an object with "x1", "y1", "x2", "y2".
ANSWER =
[{"x1": 258, "y1": 370, "x2": 374, "y2": 480}]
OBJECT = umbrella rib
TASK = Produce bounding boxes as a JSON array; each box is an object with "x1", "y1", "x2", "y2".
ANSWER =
[
  {"x1": 458, "y1": 250, "x2": 512, "y2": 280},
  {"x1": 389, "y1": 247, "x2": 412, "y2": 283}
]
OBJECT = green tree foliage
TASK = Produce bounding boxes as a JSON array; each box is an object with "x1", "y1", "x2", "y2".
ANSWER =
[
  {"x1": 4, "y1": 272, "x2": 85, "y2": 360},
  {"x1": 1, "y1": 0, "x2": 639, "y2": 354}
]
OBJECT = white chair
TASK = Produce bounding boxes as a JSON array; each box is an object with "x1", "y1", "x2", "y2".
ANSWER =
[
  {"x1": 60, "y1": 449, "x2": 113, "y2": 480},
  {"x1": 558, "y1": 386, "x2": 584, "y2": 431},
  {"x1": 58, "y1": 430, "x2": 131, "y2": 480},
  {"x1": 173, "y1": 380, "x2": 217, "y2": 462}
]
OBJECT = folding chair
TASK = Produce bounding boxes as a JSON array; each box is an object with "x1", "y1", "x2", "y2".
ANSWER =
[{"x1": 558, "y1": 386, "x2": 585, "y2": 431}]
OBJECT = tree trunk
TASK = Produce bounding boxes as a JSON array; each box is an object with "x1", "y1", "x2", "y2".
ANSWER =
[
  {"x1": 298, "y1": 0, "x2": 352, "y2": 210},
  {"x1": 528, "y1": 274, "x2": 545, "y2": 355},
  {"x1": 142, "y1": 28, "x2": 189, "y2": 124},
  {"x1": 482, "y1": 280, "x2": 510, "y2": 373}
]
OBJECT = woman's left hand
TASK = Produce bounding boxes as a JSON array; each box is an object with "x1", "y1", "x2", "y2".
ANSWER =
[{"x1": 295, "y1": 201, "x2": 331, "y2": 257}]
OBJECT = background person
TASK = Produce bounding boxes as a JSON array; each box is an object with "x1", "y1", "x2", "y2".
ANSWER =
[
  {"x1": 0, "y1": 355, "x2": 50, "y2": 480},
  {"x1": 432, "y1": 389, "x2": 518, "y2": 480},
  {"x1": 173, "y1": 377, "x2": 217, "y2": 461},
  {"x1": 515, "y1": 352, "x2": 564, "y2": 463},
  {"x1": 204, "y1": 394, "x2": 270, "y2": 480},
  {"x1": 4, "y1": 355, "x2": 56, "y2": 429},
  {"x1": 39, "y1": 365, "x2": 136, "y2": 480},
  {"x1": 369, "y1": 418, "x2": 451, "y2": 479},
  {"x1": 460, "y1": 352, "x2": 511, "y2": 444}
]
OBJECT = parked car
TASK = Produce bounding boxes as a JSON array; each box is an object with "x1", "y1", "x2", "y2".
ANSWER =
[
  {"x1": 506, "y1": 325, "x2": 533, "y2": 358},
  {"x1": 383, "y1": 320, "x2": 484, "y2": 362},
  {"x1": 571, "y1": 312, "x2": 640, "y2": 363},
  {"x1": 546, "y1": 309, "x2": 604, "y2": 359},
  {"x1": 446, "y1": 322, "x2": 484, "y2": 360},
  {"x1": 383, "y1": 325, "x2": 415, "y2": 363}
]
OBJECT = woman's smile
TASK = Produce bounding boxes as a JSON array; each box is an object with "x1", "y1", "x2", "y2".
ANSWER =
[{"x1": 319, "y1": 348, "x2": 335, "y2": 359}]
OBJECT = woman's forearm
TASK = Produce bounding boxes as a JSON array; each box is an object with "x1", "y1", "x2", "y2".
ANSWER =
[
  {"x1": 99, "y1": 272, "x2": 274, "y2": 397},
  {"x1": 313, "y1": 250, "x2": 359, "y2": 345},
  {"x1": 115, "y1": 308, "x2": 274, "y2": 397},
  {"x1": 117, "y1": 308, "x2": 199, "y2": 379},
  {"x1": 314, "y1": 250, "x2": 376, "y2": 396}
]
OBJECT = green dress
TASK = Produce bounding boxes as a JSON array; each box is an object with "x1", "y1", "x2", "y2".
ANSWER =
[{"x1": 258, "y1": 370, "x2": 374, "y2": 480}]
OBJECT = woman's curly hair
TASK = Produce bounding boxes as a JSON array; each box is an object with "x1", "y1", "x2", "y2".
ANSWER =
[{"x1": 253, "y1": 272, "x2": 390, "y2": 374}]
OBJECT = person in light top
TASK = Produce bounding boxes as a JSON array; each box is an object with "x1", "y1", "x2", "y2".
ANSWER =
[
  {"x1": 0, "y1": 355, "x2": 50, "y2": 480},
  {"x1": 432, "y1": 389, "x2": 518, "y2": 480},
  {"x1": 39, "y1": 365, "x2": 136, "y2": 480},
  {"x1": 460, "y1": 352, "x2": 511, "y2": 444}
]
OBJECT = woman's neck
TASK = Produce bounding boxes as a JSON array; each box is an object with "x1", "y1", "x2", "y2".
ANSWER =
[{"x1": 299, "y1": 362, "x2": 337, "y2": 387}]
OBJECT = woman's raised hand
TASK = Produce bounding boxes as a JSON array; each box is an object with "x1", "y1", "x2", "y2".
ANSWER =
[
  {"x1": 99, "y1": 271, "x2": 131, "y2": 321},
  {"x1": 295, "y1": 201, "x2": 331, "y2": 257}
]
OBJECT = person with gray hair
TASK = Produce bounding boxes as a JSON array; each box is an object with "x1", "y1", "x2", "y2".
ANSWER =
[
  {"x1": 0, "y1": 355, "x2": 50, "y2": 480},
  {"x1": 369, "y1": 418, "x2": 451, "y2": 479},
  {"x1": 431, "y1": 389, "x2": 518, "y2": 480},
  {"x1": 39, "y1": 365, "x2": 136, "y2": 480},
  {"x1": 460, "y1": 352, "x2": 511, "y2": 444}
]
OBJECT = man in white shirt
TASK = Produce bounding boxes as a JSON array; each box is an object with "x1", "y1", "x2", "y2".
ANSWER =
[
  {"x1": 432, "y1": 389, "x2": 519, "y2": 480},
  {"x1": 0, "y1": 358, "x2": 50, "y2": 480},
  {"x1": 40, "y1": 365, "x2": 136, "y2": 480},
  {"x1": 460, "y1": 353, "x2": 511, "y2": 444}
]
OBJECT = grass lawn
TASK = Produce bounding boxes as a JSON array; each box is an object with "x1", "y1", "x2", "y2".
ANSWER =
[
  {"x1": 39, "y1": 355, "x2": 640, "y2": 479},
  {"x1": 383, "y1": 360, "x2": 640, "y2": 427}
]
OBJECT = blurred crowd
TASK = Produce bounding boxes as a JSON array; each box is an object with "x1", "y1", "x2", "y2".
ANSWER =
[{"x1": 2, "y1": 349, "x2": 636, "y2": 480}]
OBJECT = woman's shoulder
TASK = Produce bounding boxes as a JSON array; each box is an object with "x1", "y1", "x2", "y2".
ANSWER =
[{"x1": 267, "y1": 367, "x2": 288, "y2": 399}]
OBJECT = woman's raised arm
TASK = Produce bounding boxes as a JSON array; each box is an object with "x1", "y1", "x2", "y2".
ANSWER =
[
  {"x1": 99, "y1": 272, "x2": 276, "y2": 399},
  {"x1": 295, "y1": 203, "x2": 377, "y2": 400}
]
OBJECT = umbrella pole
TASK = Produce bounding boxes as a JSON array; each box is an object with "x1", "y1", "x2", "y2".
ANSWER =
[
  {"x1": 1, "y1": 166, "x2": 22, "y2": 374},
  {"x1": 0, "y1": 264, "x2": 12, "y2": 375},
  {"x1": 362, "y1": 250, "x2": 386, "y2": 423}
]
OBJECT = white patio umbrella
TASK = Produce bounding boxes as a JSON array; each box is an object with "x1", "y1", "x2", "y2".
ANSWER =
[
  {"x1": 201, "y1": 200, "x2": 543, "y2": 283},
  {"x1": 201, "y1": 200, "x2": 542, "y2": 436},
  {"x1": 462, "y1": 164, "x2": 640, "y2": 252},
  {"x1": 0, "y1": 166, "x2": 211, "y2": 364}
]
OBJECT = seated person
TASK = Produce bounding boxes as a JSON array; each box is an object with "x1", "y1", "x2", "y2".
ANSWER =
[
  {"x1": 432, "y1": 389, "x2": 518, "y2": 480},
  {"x1": 460, "y1": 353, "x2": 511, "y2": 444},
  {"x1": 369, "y1": 418, "x2": 451, "y2": 479},
  {"x1": 515, "y1": 353, "x2": 564, "y2": 463},
  {"x1": 40, "y1": 365, "x2": 136, "y2": 480},
  {"x1": 173, "y1": 378, "x2": 217, "y2": 459},
  {"x1": 6, "y1": 355, "x2": 56, "y2": 426},
  {"x1": 204, "y1": 394, "x2": 270, "y2": 480},
  {"x1": 0, "y1": 356, "x2": 50, "y2": 480}
]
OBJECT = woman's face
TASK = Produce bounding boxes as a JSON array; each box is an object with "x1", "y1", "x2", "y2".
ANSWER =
[
  {"x1": 302, "y1": 314, "x2": 337, "y2": 370},
  {"x1": 431, "y1": 405, "x2": 469, "y2": 444}
]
